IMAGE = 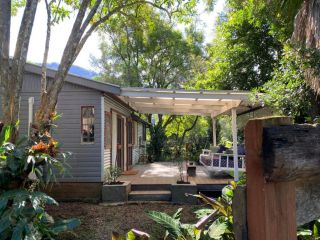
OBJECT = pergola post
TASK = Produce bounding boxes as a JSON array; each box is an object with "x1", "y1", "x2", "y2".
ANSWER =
[
  {"x1": 28, "y1": 97, "x2": 34, "y2": 137},
  {"x1": 211, "y1": 116, "x2": 217, "y2": 147},
  {"x1": 231, "y1": 108, "x2": 239, "y2": 181}
]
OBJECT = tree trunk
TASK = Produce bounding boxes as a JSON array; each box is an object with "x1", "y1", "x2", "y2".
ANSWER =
[
  {"x1": 36, "y1": 0, "x2": 92, "y2": 124},
  {"x1": 0, "y1": 0, "x2": 11, "y2": 122},
  {"x1": 292, "y1": 0, "x2": 320, "y2": 49},
  {"x1": 41, "y1": 0, "x2": 53, "y2": 95},
  {"x1": 0, "y1": 0, "x2": 38, "y2": 133},
  {"x1": 292, "y1": 0, "x2": 320, "y2": 95}
]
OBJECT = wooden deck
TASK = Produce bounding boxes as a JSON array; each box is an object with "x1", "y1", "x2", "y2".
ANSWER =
[{"x1": 119, "y1": 162, "x2": 231, "y2": 185}]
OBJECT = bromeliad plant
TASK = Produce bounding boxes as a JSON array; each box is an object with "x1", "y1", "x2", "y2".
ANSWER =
[{"x1": 0, "y1": 118, "x2": 80, "y2": 239}]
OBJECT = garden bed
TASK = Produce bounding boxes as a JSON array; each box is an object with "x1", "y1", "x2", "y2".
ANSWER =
[{"x1": 48, "y1": 202, "x2": 200, "y2": 240}]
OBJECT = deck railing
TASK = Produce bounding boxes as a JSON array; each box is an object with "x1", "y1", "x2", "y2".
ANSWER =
[{"x1": 200, "y1": 151, "x2": 246, "y2": 171}]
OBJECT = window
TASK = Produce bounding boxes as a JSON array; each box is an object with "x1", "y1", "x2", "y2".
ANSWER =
[{"x1": 81, "y1": 106, "x2": 95, "y2": 142}]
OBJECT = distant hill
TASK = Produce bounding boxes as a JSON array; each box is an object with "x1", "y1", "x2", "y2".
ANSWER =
[{"x1": 46, "y1": 62, "x2": 98, "y2": 79}]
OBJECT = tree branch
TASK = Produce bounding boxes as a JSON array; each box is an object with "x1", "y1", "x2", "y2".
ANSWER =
[
  {"x1": 163, "y1": 115, "x2": 176, "y2": 128},
  {"x1": 179, "y1": 116, "x2": 199, "y2": 146}
]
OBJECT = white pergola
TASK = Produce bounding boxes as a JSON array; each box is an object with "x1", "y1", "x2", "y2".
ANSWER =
[{"x1": 120, "y1": 87, "x2": 258, "y2": 181}]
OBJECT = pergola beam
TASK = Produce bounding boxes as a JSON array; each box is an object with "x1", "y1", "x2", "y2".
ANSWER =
[
  {"x1": 121, "y1": 88, "x2": 251, "y2": 100},
  {"x1": 129, "y1": 103, "x2": 226, "y2": 111},
  {"x1": 134, "y1": 107, "x2": 217, "y2": 116},
  {"x1": 122, "y1": 97, "x2": 235, "y2": 106}
]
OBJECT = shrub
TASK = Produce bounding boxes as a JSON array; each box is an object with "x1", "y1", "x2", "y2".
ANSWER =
[
  {"x1": 0, "y1": 189, "x2": 80, "y2": 239},
  {"x1": 104, "y1": 166, "x2": 122, "y2": 184},
  {"x1": 0, "y1": 121, "x2": 80, "y2": 239}
]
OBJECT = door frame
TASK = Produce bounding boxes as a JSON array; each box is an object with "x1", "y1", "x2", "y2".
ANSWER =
[
  {"x1": 116, "y1": 115, "x2": 125, "y2": 170},
  {"x1": 126, "y1": 118, "x2": 134, "y2": 170}
]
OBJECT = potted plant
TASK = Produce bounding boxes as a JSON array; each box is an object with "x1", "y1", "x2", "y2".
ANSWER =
[
  {"x1": 102, "y1": 166, "x2": 131, "y2": 202},
  {"x1": 176, "y1": 156, "x2": 190, "y2": 184},
  {"x1": 172, "y1": 153, "x2": 197, "y2": 204}
]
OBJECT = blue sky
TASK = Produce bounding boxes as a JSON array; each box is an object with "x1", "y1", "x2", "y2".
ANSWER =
[{"x1": 10, "y1": 0, "x2": 225, "y2": 69}]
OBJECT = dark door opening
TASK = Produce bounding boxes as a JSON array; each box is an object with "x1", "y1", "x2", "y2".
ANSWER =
[
  {"x1": 127, "y1": 120, "x2": 133, "y2": 170},
  {"x1": 116, "y1": 116, "x2": 124, "y2": 170}
]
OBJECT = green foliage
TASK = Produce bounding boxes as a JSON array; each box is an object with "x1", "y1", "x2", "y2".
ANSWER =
[
  {"x1": 163, "y1": 116, "x2": 211, "y2": 163},
  {"x1": 104, "y1": 166, "x2": 122, "y2": 184},
  {"x1": 0, "y1": 130, "x2": 70, "y2": 189},
  {"x1": 267, "y1": 0, "x2": 304, "y2": 40},
  {"x1": 148, "y1": 121, "x2": 167, "y2": 162},
  {"x1": 94, "y1": 4, "x2": 206, "y2": 163},
  {"x1": 0, "y1": 188, "x2": 80, "y2": 239},
  {"x1": 11, "y1": 0, "x2": 26, "y2": 16},
  {"x1": 146, "y1": 208, "x2": 201, "y2": 240},
  {"x1": 96, "y1": 5, "x2": 203, "y2": 88},
  {"x1": 216, "y1": 116, "x2": 232, "y2": 147},
  {"x1": 257, "y1": 45, "x2": 320, "y2": 123},
  {"x1": 142, "y1": 181, "x2": 242, "y2": 240},
  {"x1": 298, "y1": 219, "x2": 320, "y2": 239},
  {"x1": 195, "y1": 0, "x2": 282, "y2": 91},
  {"x1": 0, "y1": 124, "x2": 79, "y2": 239}
]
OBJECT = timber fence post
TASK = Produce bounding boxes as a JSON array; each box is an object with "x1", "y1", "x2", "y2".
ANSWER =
[
  {"x1": 233, "y1": 185, "x2": 247, "y2": 240},
  {"x1": 245, "y1": 117, "x2": 296, "y2": 240}
]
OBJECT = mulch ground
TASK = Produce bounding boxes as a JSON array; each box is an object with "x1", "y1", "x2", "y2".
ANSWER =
[{"x1": 47, "y1": 202, "x2": 202, "y2": 240}]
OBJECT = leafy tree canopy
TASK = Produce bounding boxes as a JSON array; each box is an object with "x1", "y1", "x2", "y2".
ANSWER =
[
  {"x1": 194, "y1": 0, "x2": 283, "y2": 91},
  {"x1": 94, "y1": 5, "x2": 204, "y2": 88}
]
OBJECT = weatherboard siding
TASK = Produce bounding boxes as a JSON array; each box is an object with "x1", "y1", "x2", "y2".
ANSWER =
[
  {"x1": 15, "y1": 72, "x2": 103, "y2": 182},
  {"x1": 104, "y1": 95, "x2": 131, "y2": 117},
  {"x1": 104, "y1": 149, "x2": 111, "y2": 170}
]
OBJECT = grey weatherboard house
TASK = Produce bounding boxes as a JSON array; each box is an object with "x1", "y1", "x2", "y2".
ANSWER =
[{"x1": 0, "y1": 63, "x2": 148, "y2": 201}]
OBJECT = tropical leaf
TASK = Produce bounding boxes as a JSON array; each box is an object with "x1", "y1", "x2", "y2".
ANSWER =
[
  {"x1": 194, "y1": 208, "x2": 214, "y2": 219},
  {"x1": 172, "y1": 208, "x2": 183, "y2": 220},
  {"x1": 11, "y1": 219, "x2": 26, "y2": 240},
  {"x1": 146, "y1": 211, "x2": 183, "y2": 238},
  {"x1": 0, "y1": 125, "x2": 13, "y2": 145},
  {"x1": 127, "y1": 229, "x2": 150, "y2": 240},
  {"x1": 208, "y1": 220, "x2": 229, "y2": 239},
  {"x1": 222, "y1": 185, "x2": 234, "y2": 203},
  {"x1": 49, "y1": 218, "x2": 81, "y2": 234},
  {"x1": 0, "y1": 215, "x2": 11, "y2": 234},
  {"x1": 191, "y1": 193, "x2": 228, "y2": 216},
  {"x1": 195, "y1": 210, "x2": 218, "y2": 230}
]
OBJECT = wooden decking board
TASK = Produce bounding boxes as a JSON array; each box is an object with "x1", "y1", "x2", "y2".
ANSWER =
[{"x1": 119, "y1": 162, "x2": 231, "y2": 186}]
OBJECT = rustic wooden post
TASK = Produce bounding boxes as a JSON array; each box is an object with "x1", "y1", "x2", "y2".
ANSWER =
[
  {"x1": 233, "y1": 185, "x2": 247, "y2": 240},
  {"x1": 245, "y1": 117, "x2": 296, "y2": 240}
]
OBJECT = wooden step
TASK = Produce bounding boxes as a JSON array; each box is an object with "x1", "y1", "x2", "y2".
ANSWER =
[
  {"x1": 129, "y1": 190, "x2": 171, "y2": 201},
  {"x1": 131, "y1": 184, "x2": 171, "y2": 191}
]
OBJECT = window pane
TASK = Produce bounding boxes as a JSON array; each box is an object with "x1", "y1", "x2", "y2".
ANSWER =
[{"x1": 82, "y1": 106, "x2": 95, "y2": 142}]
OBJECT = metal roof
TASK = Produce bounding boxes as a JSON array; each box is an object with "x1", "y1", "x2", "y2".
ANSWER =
[{"x1": 25, "y1": 63, "x2": 121, "y2": 95}]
